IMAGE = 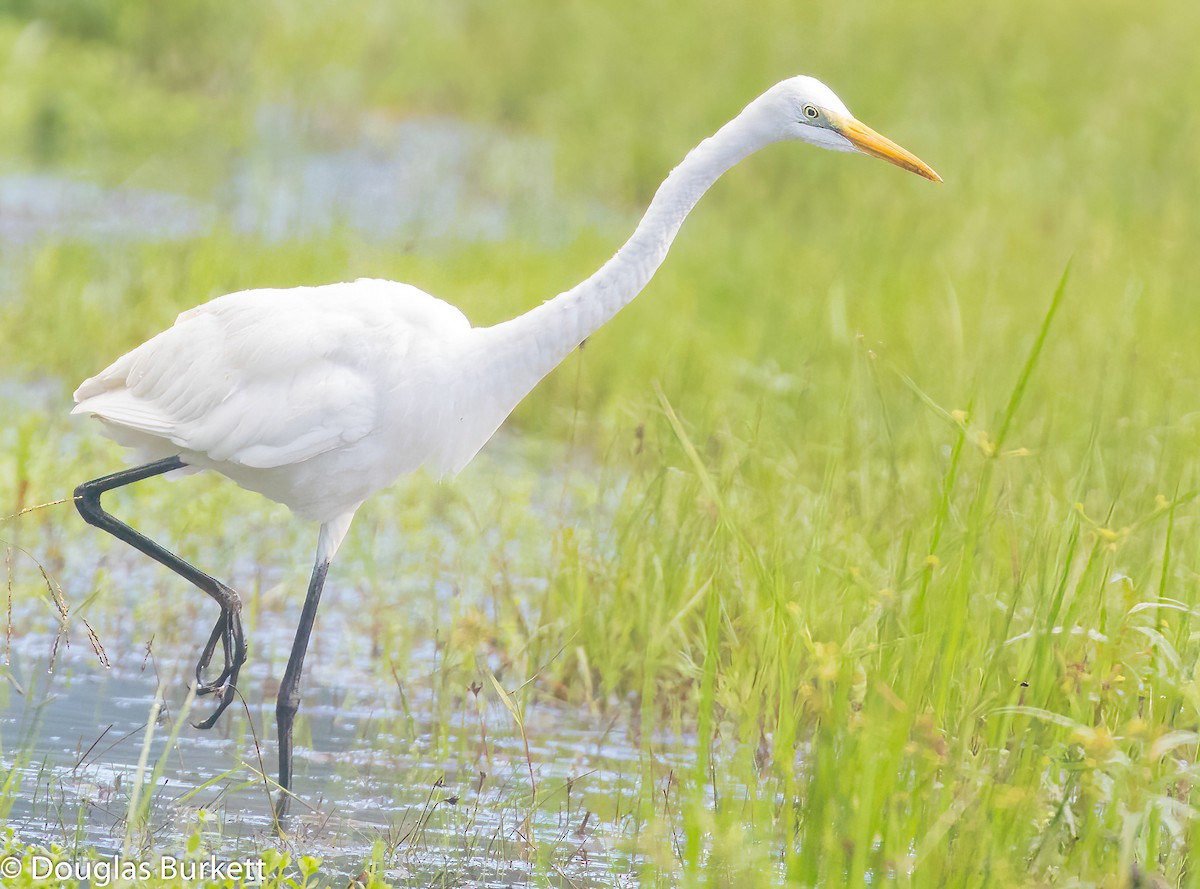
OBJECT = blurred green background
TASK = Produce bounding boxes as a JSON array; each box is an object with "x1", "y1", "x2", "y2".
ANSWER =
[
  {"x1": 3, "y1": 0, "x2": 1200, "y2": 886},
  {"x1": 3, "y1": 0, "x2": 1196, "y2": 421}
]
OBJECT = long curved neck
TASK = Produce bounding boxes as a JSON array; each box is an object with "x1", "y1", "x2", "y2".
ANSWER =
[{"x1": 470, "y1": 106, "x2": 773, "y2": 413}]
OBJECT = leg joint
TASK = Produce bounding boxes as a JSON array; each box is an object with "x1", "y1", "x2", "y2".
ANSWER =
[
  {"x1": 277, "y1": 681, "x2": 302, "y2": 718},
  {"x1": 73, "y1": 480, "x2": 104, "y2": 526}
]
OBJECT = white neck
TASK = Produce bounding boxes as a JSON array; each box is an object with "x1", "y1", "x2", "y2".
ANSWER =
[{"x1": 453, "y1": 102, "x2": 779, "y2": 468}]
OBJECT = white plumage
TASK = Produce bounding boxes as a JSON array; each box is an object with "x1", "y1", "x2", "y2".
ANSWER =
[
  {"x1": 71, "y1": 76, "x2": 939, "y2": 816},
  {"x1": 74, "y1": 279, "x2": 493, "y2": 526},
  {"x1": 76, "y1": 77, "x2": 939, "y2": 537}
]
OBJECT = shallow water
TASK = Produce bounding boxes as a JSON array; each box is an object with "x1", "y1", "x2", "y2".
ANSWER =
[
  {"x1": 0, "y1": 104, "x2": 661, "y2": 883},
  {"x1": 2, "y1": 635, "x2": 664, "y2": 886},
  {"x1": 1, "y1": 409, "x2": 670, "y2": 884},
  {"x1": 225, "y1": 106, "x2": 605, "y2": 247},
  {"x1": 0, "y1": 108, "x2": 608, "y2": 255},
  {"x1": 0, "y1": 174, "x2": 213, "y2": 247}
]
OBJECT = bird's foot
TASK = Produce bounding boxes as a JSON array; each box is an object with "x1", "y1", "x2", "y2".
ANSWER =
[
  {"x1": 194, "y1": 612, "x2": 232, "y2": 692},
  {"x1": 191, "y1": 595, "x2": 246, "y2": 729}
]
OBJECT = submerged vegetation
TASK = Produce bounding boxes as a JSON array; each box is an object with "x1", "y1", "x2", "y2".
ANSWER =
[{"x1": 3, "y1": 0, "x2": 1200, "y2": 885}]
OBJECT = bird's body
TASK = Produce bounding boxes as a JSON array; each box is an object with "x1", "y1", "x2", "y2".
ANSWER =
[
  {"x1": 71, "y1": 75, "x2": 940, "y2": 819},
  {"x1": 75, "y1": 279, "x2": 496, "y2": 522}
]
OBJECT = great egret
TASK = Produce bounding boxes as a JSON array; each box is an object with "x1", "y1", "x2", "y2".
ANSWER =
[{"x1": 72, "y1": 75, "x2": 939, "y2": 818}]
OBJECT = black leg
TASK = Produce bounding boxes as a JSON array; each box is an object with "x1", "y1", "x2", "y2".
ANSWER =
[
  {"x1": 75, "y1": 457, "x2": 247, "y2": 728},
  {"x1": 273, "y1": 556, "x2": 330, "y2": 821}
]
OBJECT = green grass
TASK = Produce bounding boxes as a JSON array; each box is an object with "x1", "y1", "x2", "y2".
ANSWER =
[{"x1": 4, "y1": 0, "x2": 1200, "y2": 885}]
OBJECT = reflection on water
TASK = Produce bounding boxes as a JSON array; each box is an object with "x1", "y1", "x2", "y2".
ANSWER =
[
  {"x1": 0, "y1": 175, "x2": 212, "y2": 247},
  {"x1": 1, "y1": 420, "x2": 665, "y2": 885},
  {"x1": 227, "y1": 106, "x2": 596, "y2": 247},
  {"x1": 0, "y1": 107, "x2": 607, "y2": 255},
  {"x1": 0, "y1": 103, "x2": 650, "y2": 884},
  {"x1": 3, "y1": 636, "x2": 663, "y2": 886}
]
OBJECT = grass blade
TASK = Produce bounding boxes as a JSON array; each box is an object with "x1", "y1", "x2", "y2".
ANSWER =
[{"x1": 994, "y1": 261, "x2": 1072, "y2": 452}]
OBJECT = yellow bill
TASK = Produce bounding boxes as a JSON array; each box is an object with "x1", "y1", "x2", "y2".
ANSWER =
[{"x1": 832, "y1": 115, "x2": 942, "y2": 182}]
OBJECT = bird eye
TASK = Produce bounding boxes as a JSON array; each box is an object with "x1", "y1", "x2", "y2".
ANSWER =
[{"x1": 803, "y1": 104, "x2": 820, "y2": 120}]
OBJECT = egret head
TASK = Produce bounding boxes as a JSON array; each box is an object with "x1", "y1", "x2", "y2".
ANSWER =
[{"x1": 755, "y1": 75, "x2": 941, "y2": 182}]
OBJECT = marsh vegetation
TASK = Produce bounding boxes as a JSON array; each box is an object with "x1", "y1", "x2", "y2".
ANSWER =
[{"x1": 2, "y1": 0, "x2": 1200, "y2": 885}]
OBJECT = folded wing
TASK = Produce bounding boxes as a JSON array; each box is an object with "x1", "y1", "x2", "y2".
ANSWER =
[{"x1": 73, "y1": 280, "x2": 468, "y2": 470}]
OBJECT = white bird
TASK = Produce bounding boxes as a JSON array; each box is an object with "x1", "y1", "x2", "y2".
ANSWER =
[{"x1": 72, "y1": 75, "x2": 940, "y2": 819}]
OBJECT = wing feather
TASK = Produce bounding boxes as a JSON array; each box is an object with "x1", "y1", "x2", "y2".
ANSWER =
[{"x1": 73, "y1": 279, "x2": 469, "y2": 470}]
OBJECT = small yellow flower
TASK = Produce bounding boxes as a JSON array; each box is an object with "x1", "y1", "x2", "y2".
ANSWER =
[
  {"x1": 813, "y1": 641, "x2": 840, "y2": 682},
  {"x1": 1072, "y1": 726, "x2": 1115, "y2": 757},
  {"x1": 1124, "y1": 718, "x2": 1149, "y2": 739}
]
